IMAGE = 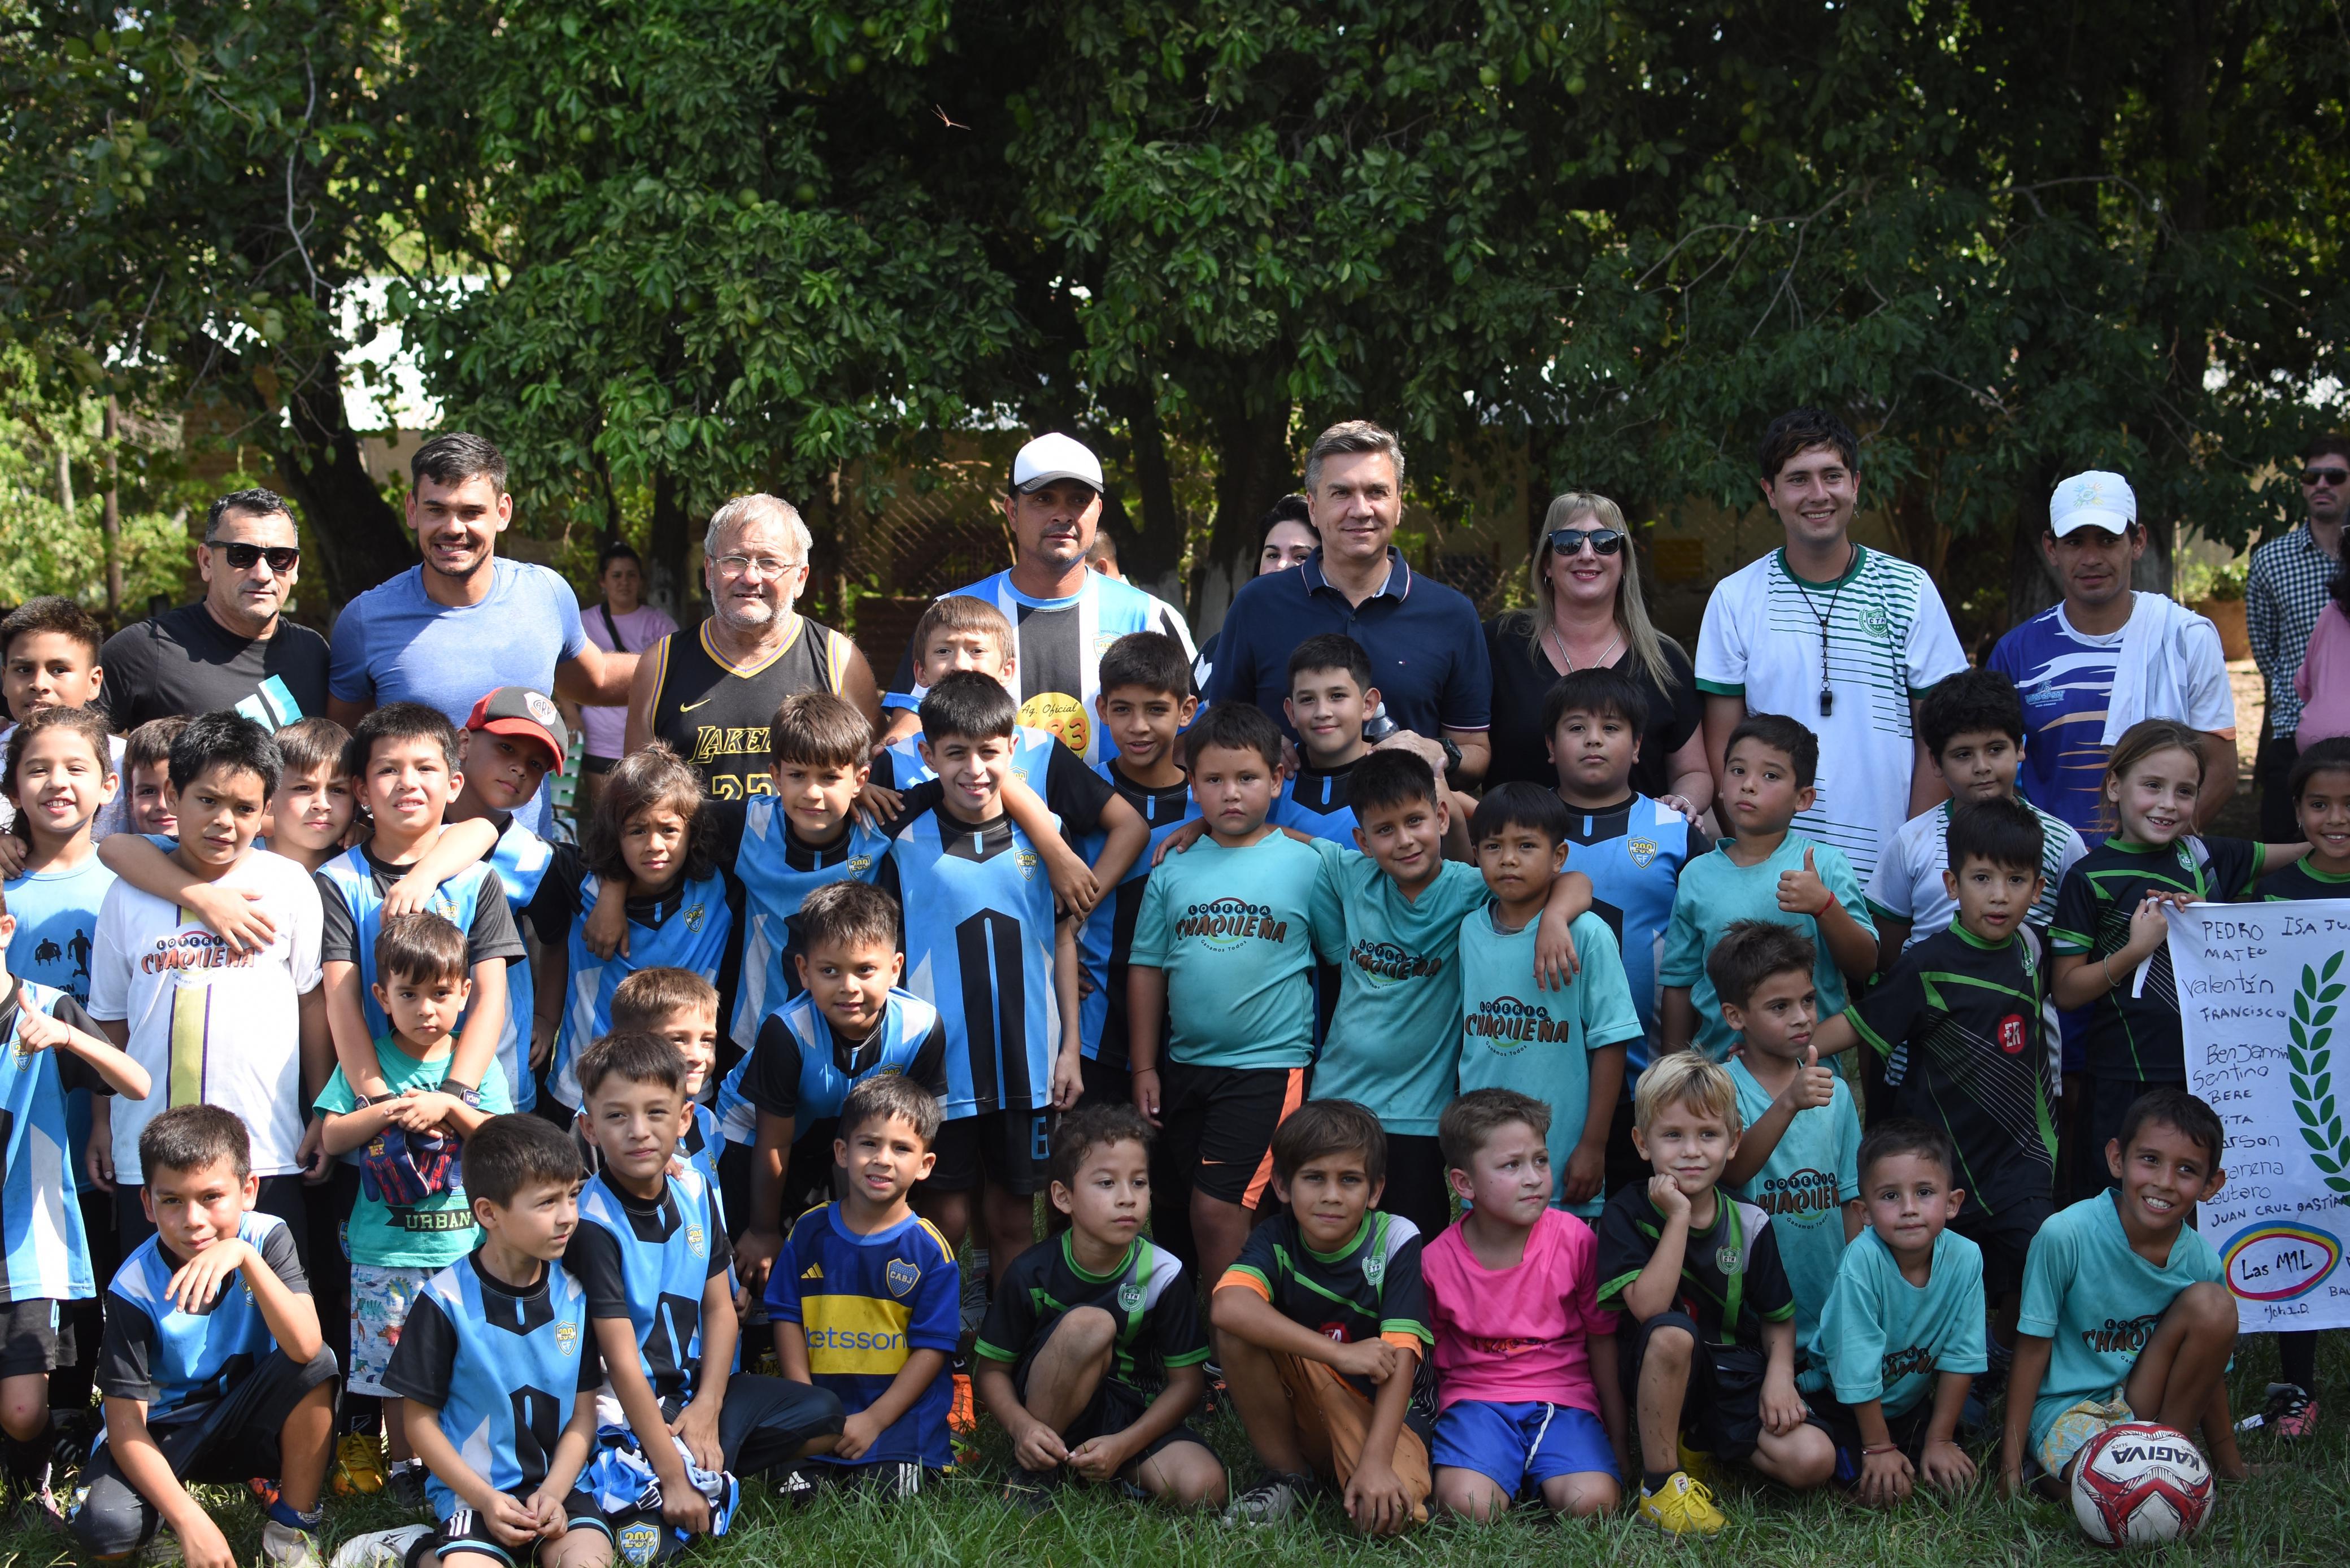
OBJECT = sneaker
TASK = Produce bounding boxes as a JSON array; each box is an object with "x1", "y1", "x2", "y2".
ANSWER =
[
  {"x1": 388, "y1": 1462, "x2": 429, "y2": 1512},
  {"x1": 776, "y1": 1464, "x2": 819, "y2": 1509},
  {"x1": 1676, "y1": 1436, "x2": 1715, "y2": 1483},
  {"x1": 1222, "y1": 1471, "x2": 1313, "y2": 1526},
  {"x1": 260, "y1": 1519, "x2": 324, "y2": 1568},
  {"x1": 332, "y1": 1432, "x2": 388, "y2": 1496},
  {"x1": 1003, "y1": 1466, "x2": 1058, "y2": 1516},
  {"x1": 2264, "y1": 1382, "x2": 2319, "y2": 1441},
  {"x1": 330, "y1": 1525, "x2": 433, "y2": 1568},
  {"x1": 1637, "y1": 1471, "x2": 1727, "y2": 1537}
]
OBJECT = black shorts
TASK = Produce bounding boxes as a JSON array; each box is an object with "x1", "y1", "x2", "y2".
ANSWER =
[
  {"x1": 580, "y1": 754, "x2": 620, "y2": 777},
  {"x1": 1952, "y1": 1192, "x2": 2053, "y2": 1301},
  {"x1": 1077, "y1": 1055, "x2": 1130, "y2": 1111},
  {"x1": 0, "y1": 1297, "x2": 72, "y2": 1377},
  {"x1": 1376, "y1": 1132, "x2": 1453, "y2": 1240},
  {"x1": 1157, "y1": 1062, "x2": 1305, "y2": 1208},
  {"x1": 1011, "y1": 1343, "x2": 1206, "y2": 1473},
  {"x1": 1618, "y1": 1312, "x2": 1829, "y2": 1462},
  {"x1": 436, "y1": 1489, "x2": 615, "y2": 1566},
  {"x1": 73, "y1": 1347, "x2": 341, "y2": 1557},
  {"x1": 924, "y1": 1108, "x2": 1051, "y2": 1196}
]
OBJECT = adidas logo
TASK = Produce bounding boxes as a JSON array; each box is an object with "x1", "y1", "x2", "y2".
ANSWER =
[{"x1": 800, "y1": 1264, "x2": 822, "y2": 1279}]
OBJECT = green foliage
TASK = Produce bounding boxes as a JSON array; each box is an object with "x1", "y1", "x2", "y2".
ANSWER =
[{"x1": 2290, "y1": 950, "x2": 2347, "y2": 1194}]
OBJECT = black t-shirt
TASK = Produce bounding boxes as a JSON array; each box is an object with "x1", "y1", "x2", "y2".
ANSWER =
[
  {"x1": 1594, "y1": 1183, "x2": 1795, "y2": 1348},
  {"x1": 1480, "y1": 616, "x2": 1702, "y2": 797},
  {"x1": 2258, "y1": 857, "x2": 2350, "y2": 903},
  {"x1": 974, "y1": 1234, "x2": 1210, "y2": 1401},
  {"x1": 98, "y1": 603, "x2": 331, "y2": 732},
  {"x1": 1852, "y1": 925, "x2": 2056, "y2": 1218}
]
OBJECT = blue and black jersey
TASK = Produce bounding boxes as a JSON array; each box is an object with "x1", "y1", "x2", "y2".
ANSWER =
[
  {"x1": 477, "y1": 813, "x2": 564, "y2": 1112},
  {"x1": 0, "y1": 978, "x2": 105, "y2": 1303},
  {"x1": 564, "y1": 1169, "x2": 733, "y2": 1413},
  {"x1": 766, "y1": 1204, "x2": 959, "y2": 1467},
  {"x1": 715, "y1": 988, "x2": 950, "y2": 1148},
  {"x1": 1268, "y1": 759, "x2": 1362, "y2": 848},
  {"x1": 98, "y1": 1211, "x2": 307, "y2": 1426},
  {"x1": 1563, "y1": 794, "x2": 1701, "y2": 1072},
  {"x1": 1076, "y1": 762, "x2": 1196, "y2": 1071},
  {"x1": 550, "y1": 869, "x2": 735, "y2": 1109},
  {"x1": 384, "y1": 1252, "x2": 600, "y2": 1519},
  {"x1": 719, "y1": 799, "x2": 891, "y2": 1053},
  {"x1": 875, "y1": 805, "x2": 1065, "y2": 1119}
]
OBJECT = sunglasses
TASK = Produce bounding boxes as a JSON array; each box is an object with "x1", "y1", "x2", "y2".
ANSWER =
[
  {"x1": 1547, "y1": 526, "x2": 1625, "y2": 557},
  {"x1": 214, "y1": 541, "x2": 300, "y2": 574},
  {"x1": 2303, "y1": 468, "x2": 2348, "y2": 487}
]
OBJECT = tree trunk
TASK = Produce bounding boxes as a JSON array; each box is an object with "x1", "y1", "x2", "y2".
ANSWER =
[
  {"x1": 2007, "y1": 467, "x2": 2061, "y2": 626},
  {"x1": 100, "y1": 397, "x2": 124, "y2": 624},
  {"x1": 271, "y1": 352, "x2": 416, "y2": 606},
  {"x1": 1187, "y1": 386, "x2": 1295, "y2": 635},
  {"x1": 1111, "y1": 383, "x2": 1186, "y2": 599},
  {"x1": 53, "y1": 444, "x2": 73, "y2": 525},
  {"x1": 645, "y1": 468, "x2": 697, "y2": 626}
]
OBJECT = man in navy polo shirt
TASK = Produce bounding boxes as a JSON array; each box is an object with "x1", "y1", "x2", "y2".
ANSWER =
[{"x1": 1204, "y1": 420, "x2": 1491, "y2": 785}]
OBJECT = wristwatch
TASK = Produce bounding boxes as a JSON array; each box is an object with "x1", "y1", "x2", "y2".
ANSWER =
[{"x1": 1438, "y1": 736, "x2": 1463, "y2": 785}]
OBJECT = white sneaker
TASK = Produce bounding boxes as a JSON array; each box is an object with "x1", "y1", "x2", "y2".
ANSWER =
[
  {"x1": 260, "y1": 1519, "x2": 325, "y2": 1568},
  {"x1": 330, "y1": 1525, "x2": 434, "y2": 1568},
  {"x1": 1222, "y1": 1472, "x2": 1312, "y2": 1526}
]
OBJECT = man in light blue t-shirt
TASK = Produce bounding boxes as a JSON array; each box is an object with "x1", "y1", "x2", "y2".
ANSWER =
[{"x1": 327, "y1": 433, "x2": 634, "y2": 832}]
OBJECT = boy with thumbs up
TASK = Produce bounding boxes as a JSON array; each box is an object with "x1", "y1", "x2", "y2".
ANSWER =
[
  {"x1": 1708, "y1": 921, "x2": 1864, "y2": 1358},
  {"x1": 1659, "y1": 715, "x2": 1877, "y2": 1063}
]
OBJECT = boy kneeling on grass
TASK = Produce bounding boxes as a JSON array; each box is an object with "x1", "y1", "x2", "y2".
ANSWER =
[{"x1": 975, "y1": 1104, "x2": 1224, "y2": 1513}]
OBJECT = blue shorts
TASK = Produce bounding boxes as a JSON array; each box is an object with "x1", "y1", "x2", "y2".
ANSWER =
[{"x1": 1431, "y1": 1400, "x2": 1618, "y2": 1493}]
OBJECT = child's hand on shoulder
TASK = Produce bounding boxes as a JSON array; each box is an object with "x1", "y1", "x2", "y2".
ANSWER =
[
  {"x1": 1151, "y1": 818, "x2": 1211, "y2": 866},
  {"x1": 1777, "y1": 846, "x2": 1833, "y2": 917},
  {"x1": 1647, "y1": 1172, "x2": 1691, "y2": 1221},
  {"x1": 183, "y1": 882, "x2": 278, "y2": 955},
  {"x1": 383, "y1": 867, "x2": 441, "y2": 920},
  {"x1": 851, "y1": 780, "x2": 903, "y2": 831},
  {"x1": 1778, "y1": 1045, "x2": 1835, "y2": 1113}
]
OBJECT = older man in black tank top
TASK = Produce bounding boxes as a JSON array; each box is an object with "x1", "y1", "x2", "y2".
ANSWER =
[{"x1": 624, "y1": 493, "x2": 882, "y2": 797}]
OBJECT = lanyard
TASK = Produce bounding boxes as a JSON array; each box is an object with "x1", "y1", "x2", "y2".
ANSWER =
[{"x1": 1787, "y1": 546, "x2": 1859, "y2": 717}]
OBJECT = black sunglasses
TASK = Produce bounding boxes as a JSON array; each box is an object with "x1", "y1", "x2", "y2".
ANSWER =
[
  {"x1": 215, "y1": 542, "x2": 300, "y2": 573},
  {"x1": 2303, "y1": 468, "x2": 2348, "y2": 487},
  {"x1": 1547, "y1": 526, "x2": 1625, "y2": 557}
]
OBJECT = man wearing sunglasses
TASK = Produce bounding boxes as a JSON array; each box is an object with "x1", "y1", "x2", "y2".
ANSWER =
[
  {"x1": 97, "y1": 487, "x2": 331, "y2": 733},
  {"x1": 2247, "y1": 434, "x2": 2350, "y2": 840}
]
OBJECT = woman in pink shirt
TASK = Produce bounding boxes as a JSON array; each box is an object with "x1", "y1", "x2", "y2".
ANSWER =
[
  {"x1": 1422, "y1": 1090, "x2": 1626, "y2": 1521},
  {"x1": 2294, "y1": 569, "x2": 2350, "y2": 746},
  {"x1": 574, "y1": 543, "x2": 676, "y2": 816}
]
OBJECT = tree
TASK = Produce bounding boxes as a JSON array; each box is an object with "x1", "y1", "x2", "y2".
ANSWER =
[{"x1": 0, "y1": 1, "x2": 422, "y2": 603}]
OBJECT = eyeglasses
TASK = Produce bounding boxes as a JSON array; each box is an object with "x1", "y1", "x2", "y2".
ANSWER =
[
  {"x1": 712, "y1": 554, "x2": 803, "y2": 579},
  {"x1": 1546, "y1": 527, "x2": 1625, "y2": 557},
  {"x1": 213, "y1": 542, "x2": 300, "y2": 574},
  {"x1": 2303, "y1": 468, "x2": 2348, "y2": 487}
]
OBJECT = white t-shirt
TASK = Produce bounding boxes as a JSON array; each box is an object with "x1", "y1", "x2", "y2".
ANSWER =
[
  {"x1": 1865, "y1": 798, "x2": 2088, "y2": 947},
  {"x1": 1695, "y1": 546, "x2": 1968, "y2": 885},
  {"x1": 85, "y1": 848, "x2": 323, "y2": 1183}
]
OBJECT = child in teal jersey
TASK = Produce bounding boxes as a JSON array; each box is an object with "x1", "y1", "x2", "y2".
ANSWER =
[
  {"x1": 1713, "y1": 922, "x2": 1863, "y2": 1352},
  {"x1": 1311, "y1": 753, "x2": 1592, "y2": 1243},
  {"x1": 1455, "y1": 783, "x2": 1639, "y2": 1216},
  {"x1": 2001, "y1": 1088, "x2": 2246, "y2": 1496},
  {"x1": 1661, "y1": 714, "x2": 1877, "y2": 1061},
  {"x1": 1128, "y1": 703, "x2": 1344, "y2": 1293},
  {"x1": 1801, "y1": 1120, "x2": 1985, "y2": 1505}
]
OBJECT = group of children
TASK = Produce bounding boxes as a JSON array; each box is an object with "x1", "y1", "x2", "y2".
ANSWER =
[{"x1": 0, "y1": 578, "x2": 2331, "y2": 1562}]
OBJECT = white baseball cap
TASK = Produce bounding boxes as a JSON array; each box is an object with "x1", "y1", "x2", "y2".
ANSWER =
[
  {"x1": 2049, "y1": 470, "x2": 2138, "y2": 537},
  {"x1": 1011, "y1": 432, "x2": 1104, "y2": 495}
]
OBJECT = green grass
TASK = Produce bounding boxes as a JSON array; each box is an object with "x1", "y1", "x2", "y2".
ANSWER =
[{"x1": 6, "y1": 1332, "x2": 2345, "y2": 1568}]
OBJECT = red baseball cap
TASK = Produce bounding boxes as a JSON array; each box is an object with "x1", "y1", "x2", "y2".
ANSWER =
[{"x1": 464, "y1": 686, "x2": 568, "y2": 774}]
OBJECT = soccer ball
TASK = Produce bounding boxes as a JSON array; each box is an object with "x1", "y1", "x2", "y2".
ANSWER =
[{"x1": 2069, "y1": 1422, "x2": 2214, "y2": 1546}]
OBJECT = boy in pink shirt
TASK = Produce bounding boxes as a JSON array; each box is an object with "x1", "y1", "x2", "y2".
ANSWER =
[{"x1": 1422, "y1": 1088, "x2": 1625, "y2": 1520}]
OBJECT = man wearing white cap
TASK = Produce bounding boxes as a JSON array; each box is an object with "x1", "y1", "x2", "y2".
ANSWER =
[
  {"x1": 882, "y1": 433, "x2": 1194, "y2": 765},
  {"x1": 1988, "y1": 469, "x2": 2237, "y2": 839}
]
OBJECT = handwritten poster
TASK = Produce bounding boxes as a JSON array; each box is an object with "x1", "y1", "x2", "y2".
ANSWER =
[{"x1": 2169, "y1": 900, "x2": 2350, "y2": 1334}]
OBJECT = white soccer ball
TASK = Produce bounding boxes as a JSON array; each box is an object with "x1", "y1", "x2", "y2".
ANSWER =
[{"x1": 2068, "y1": 1421, "x2": 2215, "y2": 1547}]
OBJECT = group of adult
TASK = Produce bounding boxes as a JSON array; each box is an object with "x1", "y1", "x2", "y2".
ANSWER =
[{"x1": 92, "y1": 417, "x2": 2343, "y2": 861}]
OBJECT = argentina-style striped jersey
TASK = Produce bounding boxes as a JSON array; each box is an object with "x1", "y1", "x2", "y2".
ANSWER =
[
  {"x1": 565, "y1": 1168, "x2": 733, "y2": 1412},
  {"x1": 551, "y1": 870, "x2": 734, "y2": 1110},
  {"x1": 719, "y1": 798, "x2": 891, "y2": 1053},
  {"x1": 98, "y1": 1211, "x2": 306, "y2": 1425},
  {"x1": 716, "y1": 988, "x2": 950, "y2": 1147}
]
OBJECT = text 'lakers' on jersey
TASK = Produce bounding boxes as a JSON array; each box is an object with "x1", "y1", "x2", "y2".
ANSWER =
[
  {"x1": 650, "y1": 621, "x2": 854, "y2": 800},
  {"x1": 384, "y1": 1254, "x2": 601, "y2": 1519}
]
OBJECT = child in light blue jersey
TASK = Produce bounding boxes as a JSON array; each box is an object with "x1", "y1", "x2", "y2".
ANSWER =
[
  {"x1": 1311, "y1": 752, "x2": 1590, "y2": 1242},
  {"x1": 1713, "y1": 921, "x2": 1863, "y2": 1352},
  {"x1": 1542, "y1": 668, "x2": 1705, "y2": 1195},
  {"x1": 0, "y1": 874, "x2": 150, "y2": 1503},
  {"x1": 1661, "y1": 713, "x2": 1876, "y2": 1062},
  {"x1": 877, "y1": 673, "x2": 1087, "y2": 1277},
  {"x1": 2002, "y1": 1088, "x2": 2246, "y2": 1497},
  {"x1": 547, "y1": 747, "x2": 734, "y2": 1112},
  {"x1": 724, "y1": 883, "x2": 948, "y2": 1306},
  {"x1": 1456, "y1": 784, "x2": 1639, "y2": 1218},
  {"x1": 1802, "y1": 1120, "x2": 1985, "y2": 1505},
  {"x1": 316, "y1": 912, "x2": 510, "y2": 1501},
  {"x1": 1270, "y1": 634, "x2": 1377, "y2": 847},
  {"x1": 1075, "y1": 633, "x2": 1198, "y2": 1109},
  {"x1": 608, "y1": 969, "x2": 726, "y2": 1207},
  {"x1": 358, "y1": 1116, "x2": 619, "y2": 1568},
  {"x1": 566, "y1": 1035, "x2": 843, "y2": 1543},
  {"x1": 77, "y1": 1107, "x2": 338, "y2": 1568}
]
